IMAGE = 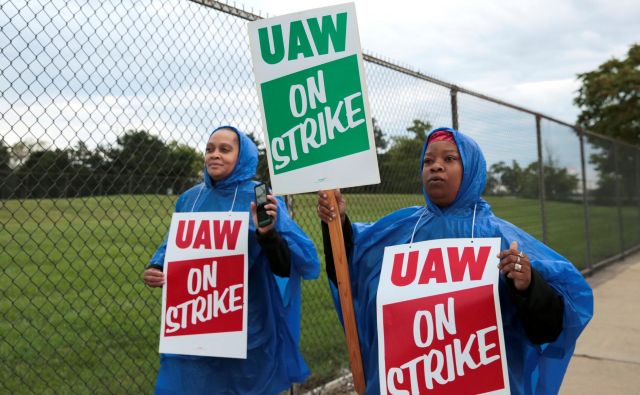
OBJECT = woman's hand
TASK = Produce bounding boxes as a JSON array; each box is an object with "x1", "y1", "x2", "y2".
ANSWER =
[
  {"x1": 497, "y1": 241, "x2": 531, "y2": 291},
  {"x1": 143, "y1": 267, "x2": 165, "y2": 288},
  {"x1": 316, "y1": 189, "x2": 346, "y2": 224},
  {"x1": 251, "y1": 194, "x2": 278, "y2": 234}
]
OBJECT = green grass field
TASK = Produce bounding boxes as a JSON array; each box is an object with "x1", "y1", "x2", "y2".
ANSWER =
[{"x1": 1, "y1": 194, "x2": 638, "y2": 393}]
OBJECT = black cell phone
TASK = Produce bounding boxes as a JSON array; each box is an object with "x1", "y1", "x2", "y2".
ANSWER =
[{"x1": 254, "y1": 182, "x2": 272, "y2": 228}]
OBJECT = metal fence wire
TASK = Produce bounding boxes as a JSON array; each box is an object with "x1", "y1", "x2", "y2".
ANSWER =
[{"x1": 1, "y1": 0, "x2": 639, "y2": 393}]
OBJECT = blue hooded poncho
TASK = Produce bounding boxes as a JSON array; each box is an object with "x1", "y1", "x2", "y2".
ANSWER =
[
  {"x1": 150, "y1": 126, "x2": 320, "y2": 395},
  {"x1": 330, "y1": 127, "x2": 593, "y2": 394}
]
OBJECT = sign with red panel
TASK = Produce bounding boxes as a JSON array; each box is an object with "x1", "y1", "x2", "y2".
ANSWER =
[
  {"x1": 377, "y1": 238, "x2": 509, "y2": 394},
  {"x1": 159, "y1": 212, "x2": 249, "y2": 358}
]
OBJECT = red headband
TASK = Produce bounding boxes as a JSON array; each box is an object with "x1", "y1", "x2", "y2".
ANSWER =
[{"x1": 428, "y1": 130, "x2": 455, "y2": 144}]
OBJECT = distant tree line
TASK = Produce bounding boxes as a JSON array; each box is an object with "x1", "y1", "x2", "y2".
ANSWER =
[
  {"x1": 0, "y1": 120, "x2": 432, "y2": 199},
  {"x1": 0, "y1": 130, "x2": 203, "y2": 199},
  {"x1": 354, "y1": 118, "x2": 583, "y2": 201},
  {"x1": 0, "y1": 122, "x2": 626, "y2": 203},
  {"x1": 486, "y1": 159, "x2": 580, "y2": 201}
]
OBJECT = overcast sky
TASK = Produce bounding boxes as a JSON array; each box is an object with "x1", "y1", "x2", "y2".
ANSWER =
[
  {"x1": 2, "y1": 0, "x2": 637, "y2": 162},
  {"x1": 239, "y1": 0, "x2": 639, "y2": 124}
]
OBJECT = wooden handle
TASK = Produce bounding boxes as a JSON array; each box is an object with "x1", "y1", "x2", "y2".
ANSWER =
[{"x1": 326, "y1": 189, "x2": 366, "y2": 394}]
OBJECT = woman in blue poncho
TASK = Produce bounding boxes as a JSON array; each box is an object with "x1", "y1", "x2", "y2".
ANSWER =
[
  {"x1": 317, "y1": 127, "x2": 593, "y2": 394},
  {"x1": 143, "y1": 126, "x2": 320, "y2": 394}
]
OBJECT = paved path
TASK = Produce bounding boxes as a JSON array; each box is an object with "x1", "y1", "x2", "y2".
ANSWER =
[{"x1": 560, "y1": 253, "x2": 640, "y2": 394}]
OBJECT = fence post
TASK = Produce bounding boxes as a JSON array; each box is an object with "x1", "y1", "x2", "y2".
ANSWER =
[
  {"x1": 535, "y1": 115, "x2": 547, "y2": 244},
  {"x1": 578, "y1": 128, "x2": 592, "y2": 272},
  {"x1": 614, "y1": 141, "x2": 625, "y2": 256},
  {"x1": 450, "y1": 86, "x2": 459, "y2": 130}
]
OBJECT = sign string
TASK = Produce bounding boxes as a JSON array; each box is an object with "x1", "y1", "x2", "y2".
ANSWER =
[
  {"x1": 191, "y1": 185, "x2": 205, "y2": 212},
  {"x1": 189, "y1": 184, "x2": 240, "y2": 216},
  {"x1": 471, "y1": 203, "x2": 477, "y2": 243},
  {"x1": 409, "y1": 206, "x2": 428, "y2": 246},
  {"x1": 408, "y1": 203, "x2": 478, "y2": 246}
]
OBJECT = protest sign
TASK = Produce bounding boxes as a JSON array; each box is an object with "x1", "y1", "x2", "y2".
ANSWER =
[
  {"x1": 159, "y1": 212, "x2": 249, "y2": 359},
  {"x1": 248, "y1": 3, "x2": 379, "y2": 195},
  {"x1": 377, "y1": 238, "x2": 510, "y2": 395}
]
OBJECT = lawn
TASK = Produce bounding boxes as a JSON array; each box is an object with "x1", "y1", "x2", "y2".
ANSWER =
[{"x1": 1, "y1": 193, "x2": 637, "y2": 393}]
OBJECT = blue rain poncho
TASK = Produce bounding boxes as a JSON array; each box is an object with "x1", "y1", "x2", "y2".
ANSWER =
[
  {"x1": 330, "y1": 127, "x2": 593, "y2": 395},
  {"x1": 150, "y1": 126, "x2": 320, "y2": 395}
]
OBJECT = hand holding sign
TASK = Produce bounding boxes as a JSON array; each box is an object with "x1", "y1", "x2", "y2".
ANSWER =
[
  {"x1": 144, "y1": 267, "x2": 165, "y2": 288},
  {"x1": 497, "y1": 241, "x2": 531, "y2": 291},
  {"x1": 316, "y1": 189, "x2": 346, "y2": 223}
]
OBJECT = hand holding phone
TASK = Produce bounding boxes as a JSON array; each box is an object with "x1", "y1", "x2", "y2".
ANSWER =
[{"x1": 254, "y1": 183, "x2": 273, "y2": 228}]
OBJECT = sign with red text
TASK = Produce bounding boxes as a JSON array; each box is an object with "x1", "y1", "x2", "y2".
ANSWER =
[
  {"x1": 376, "y1": 238, "x2": 509, "y2": 395},
  {"x1": 248, "y1": 3, "x2": 380, "y2": 194},
  {"x1": 159, "y1": 212, "x2": 249, "y2": 358}
]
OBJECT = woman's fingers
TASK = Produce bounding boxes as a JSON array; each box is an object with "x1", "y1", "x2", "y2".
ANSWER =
[
  {"x1": 317, "y1": 191, "x2": 331, "y2": 207},
  {"x1": 264, "y1": 196, "x2": 278, "y2": 223},
  {"x1": 317, "y1": 203, "x2": 337, "y2": 222},
  {"x1": 316, "y1": 191, "x2": 335, "y2": 222},
  {"x1": 144, "y1": 268, "x2": 165, "y2": 287},
  {"x1": 497, "y1": 241, "x2": 531, "y2": 291}
]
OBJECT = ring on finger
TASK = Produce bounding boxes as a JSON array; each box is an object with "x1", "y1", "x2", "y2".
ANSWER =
[
  {"x1": 516, "y1": 255, "x2": 521, "y2": 264},
  {"x1": 514, "y1": 263, "x2": 523, "y2": 272}
]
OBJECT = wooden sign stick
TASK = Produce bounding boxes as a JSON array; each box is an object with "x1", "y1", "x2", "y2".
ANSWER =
[{"x1": 326, "y1": 189, "x2": 366, "y2": 395}]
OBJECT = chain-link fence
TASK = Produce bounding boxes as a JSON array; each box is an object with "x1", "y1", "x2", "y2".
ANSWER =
[{"x1": 1, "y1": 0, "x2": 639, "y2": 393}]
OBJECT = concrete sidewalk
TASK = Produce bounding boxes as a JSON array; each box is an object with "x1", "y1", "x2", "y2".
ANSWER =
[{"x1": 560, "y1": 253, "x2": 640, "y2": 394}]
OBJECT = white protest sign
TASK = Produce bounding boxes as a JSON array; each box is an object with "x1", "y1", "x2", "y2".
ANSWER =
[
  {"x1": 376, "y1": 238, "x2": 510, "y2": 395},
  {"x1": 159, "y1": 212, "x2": 249, "y2": 358},
  {"x1": 248, "y1": 2, "x2": 380, "y2": 195}
]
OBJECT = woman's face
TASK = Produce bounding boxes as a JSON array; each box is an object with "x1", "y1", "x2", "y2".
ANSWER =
[
  {"x1": 205, "y1": 129, "x2": 239, "y2": 181},
  {"x1": 422, "y1": 140, "x2": 463, "y2": 207}
]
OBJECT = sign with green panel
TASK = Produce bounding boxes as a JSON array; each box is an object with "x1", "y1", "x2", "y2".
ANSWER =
[
  {"x1": 261, "y1": 55, "x2": 370, "y2": 173},
  {"x1": 248, "y1": 3, "x2": 379, "y2": 194}
]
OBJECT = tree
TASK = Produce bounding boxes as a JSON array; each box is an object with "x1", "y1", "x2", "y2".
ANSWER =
[
  {"x1": 575, "y1": 43, "x2": 640, "y2": 202},
  {"x1": 67, "y1": 141, "x2": 110, "y2": 196},
  {"x1": 0, "y1": 139, "x2": 13, "y2": 198},
  {"x1": 372, "y1": 117, "x2": 387, "y2": 154},
  {"x1": 587, "y1": 144, "x2": 638, "y2": 205},
  {"x1": 488, "y1": 160, "x2": 525, "y2": 195},
  {"x1": 10, "y1": 139, "x2": 49, "y2": 168},
  {"x1": 0, "y1": 139, "x2": 10, "y2": 171},
  {"x1": 406, "y1": 119, "x2": 431, "y2": 142},
  {"x1": 382, "y1": 119, "x2": 432, "y2": 193},
  {"x1": 105, "y1": 130, "x2": 204, "y2": 195},
  {"x1": 347, "y1": 117, "x2": 388, "y2": 193},
  {"x1": 106, "y1": 130, "x2": 172, "y2": 194},
  {"x1": 575, "y1": 43, "x2": 640, "y2": 145},
  {"x1": 487, "y1": 158, "x2": 579, "y2": 201},
  {"x1": 165, "y1": 142, "x2": 202, "y2": 194},
  {"x1": 17, "y1": 149, "x2": 74, "y2": 198},
  {"x1": 541, "y1": 156, "x2": 580, "y2": 201},
  {"x1": 246, "y1": 132, "x2": 270, "y2": 184}
]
